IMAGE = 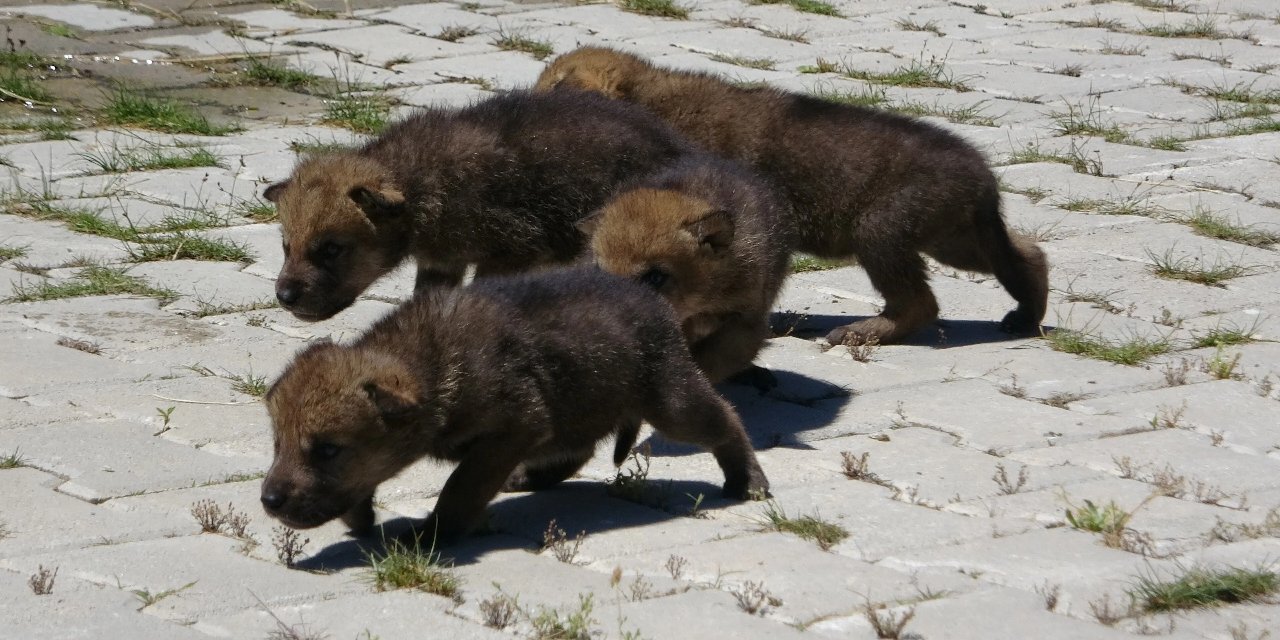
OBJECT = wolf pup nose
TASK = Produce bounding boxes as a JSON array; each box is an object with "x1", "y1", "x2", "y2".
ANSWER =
[{"x1": 261, "y1": 266, "x2": 768, "y2": 545}]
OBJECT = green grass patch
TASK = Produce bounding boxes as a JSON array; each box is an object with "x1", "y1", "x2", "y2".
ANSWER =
[
  {"x1": 1045, "y1": 329, "x2": 1171, "y2": 365},
  {"x1": 1147, "y1": 249, "x2": 1254, "y2": 287},
  {"x1": 709, "y1": 53, "x2": 776, "y2": 71},
  {"x1": 100, "y1": 87, "x2": 239, "y2": 136},
  {"x1": 1130, "y1": 565, "x2": 1279, "y2": 611},
  {"x1": 323, "y1": 93, "x2": 392, "y2": 134},
  {"x1": 760, "y1": 501, "x2": 849, "y2": 550},
  {"x1": 752, "y1": 0, "x2": 841, "y2": 16},
  {"x1": 491, "y1": 27, "x2": 555, "y2": 60},
  {"x1": 367, "y1": 539, "x2": 461, "y2": 599},
  {"x1": 1135, "y1": 15, "x2": 1227, "y2": 39},
  {"x1": 0, "y1": 68, "x2": 52, "y2": 104},
  {"x1": 798, "y1": 57, "x2": 840, "y2": 74},
  {"x1": 890, "y1": 99, "x2": 998, "y2": 126},
  {"x1": 0, "y1": 118, "x2": 76, "y2": 141},
  {"x1": 236, "y1": 199, "x2": 277, "y2": 223},
  {"x1": 4, "y1": 265, "x2": 179, "y2": 304},
  {"x1": 1192, "y1": 322, "x2": 1258, "y2": 349},
  {"x1": 1047, "y1": 98, "x2": 1129, "y2": 143},
  {"x1": 1141, "y1": 135, "x2": 1187, "y2": 151},
  {"x1": 808, "y1": 84, "x2": 889, "y2": 108},
  {"x1": 40, "y1": 22, "x2": 77, "y2": 39},
  {"x1": 1066, "y1": 499, "x2": 1131, "y2": 534},
  {"x1": 129, "y1": 232, "x2": 253, "y2": 263},
  {"x1": 0, "y1": 448, "x2": 25, "y2": 469},
  {"x1": 239, "y1": 56, "x2": 324, "y2": 91},
  {"x1": 0, "y1": 244, "x2": 28, "y2": 261},
  {"x1": 620, "y1": 0, "x2": 690, "y2": 19},
  {"x1": 79, "y1": 145, "x2": 221, "y2": 174},
  {"x1": 1179, "y1": 206, "x2": 1279, "y2": 247},
  {"x1": 842, "y1": 55, "x2": 969, "y2": 91}
]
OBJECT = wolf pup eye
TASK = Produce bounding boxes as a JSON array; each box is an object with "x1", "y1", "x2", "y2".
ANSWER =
[
  {"x1": 313, "y1": 442, "x2": 342, "y2": 461},
  {"x1": 319, "y1": 242, "x2": 344, "y2": 260},
  {"x1": 638, "y1": 267, "x2": 670, "y2": 289}
]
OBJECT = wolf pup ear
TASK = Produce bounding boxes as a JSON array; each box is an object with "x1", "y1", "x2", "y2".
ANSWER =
[
  {"x1": 684, "y1": 209, "x2": 734, "y2": 253},
  {"x1": 349, "y1": 185, "x2": 406, "y2": 219},
  {"x1": 361, "y1": 379, "x2": 418, "y2": 421},
  {"x1": 263, "y1": 180, "x2": 290, "y2": 203}
]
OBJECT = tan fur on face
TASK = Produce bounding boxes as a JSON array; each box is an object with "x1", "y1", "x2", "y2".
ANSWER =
[
  {"x1": 534, "y1": 47, "x2": 651, "y2": 97},
  {"x1": 590, "y1": 189, "x2": 732, "y2": 336},
  {"x1": 266, "y1": 153, "x2": 410, "y2": 320},
  {"x1": 263, "y1": 342, "x2": 424, "y2": 530}
]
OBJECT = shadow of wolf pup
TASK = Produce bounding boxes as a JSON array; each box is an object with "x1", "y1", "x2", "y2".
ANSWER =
[
  {"x1": 262, "y1": 89, "x2": 691, "y2": 321},
  {"x1": 260, "y1": 265, "x2": 769, "y2": 545},
  {"x1": 537, "y1": 47, "x2": 1048, "y2": 346},
  {"x1": 583, "y1": 156, "x2": 792, "y2": 385}
]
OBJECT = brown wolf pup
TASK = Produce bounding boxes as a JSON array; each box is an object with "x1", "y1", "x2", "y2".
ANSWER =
[
  {"x1": 582, "y1": 156, "x2": 792, "y2": 385},
  {"x1": 536, "y1": 47, "x2": 1049, "y2": 345},
  {"x1": 260, "y1": 266, "x2": 769, "y2": 545},
  {"x1": 262, "y1": 89, "x2": 691, "y2": 321}
]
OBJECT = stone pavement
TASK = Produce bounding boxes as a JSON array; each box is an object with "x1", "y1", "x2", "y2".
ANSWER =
[{"x1": 2, "y1": 0, "x2": 1280, "y2": 638}]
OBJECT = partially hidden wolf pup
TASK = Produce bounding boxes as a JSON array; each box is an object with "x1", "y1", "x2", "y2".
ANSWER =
[
  {"x1": 262, "y1": 89, "x2": 691, "y2": 321},
  {"x1": 583, "y1": 156, "x2": 792, "y2": 384},
  {"x1": 536, "y1": 47, "x2": 1049, "y2": 345},
  {"x1": 260, "y1": 266, "x2": 769, "y2": 544}
]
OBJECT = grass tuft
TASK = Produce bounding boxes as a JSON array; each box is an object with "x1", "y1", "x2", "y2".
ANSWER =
[
  {"x1": 1045, "y1": 329, "x2": 1170, "y2": 365},
  {"x1": 367, "y1": 539, "x2": 461, "y2": 599},
  {"x1": 1130, "y1": 565, "x2": 1279, "y2": 611},
  {"x1": 1146, "y1": 249, "x2": 1254, "y2": 287},
  {"x1": 620, "y1": 0, "x2": 690, "y2": 19},
  {"x1": 491, "y1": 26, "x2": 555, "y2": 60},
  {"x1": 760, "y1": 500, "x2": 849, "y2": 550},
  {"x1": 100, "y1": 87, "x2": 238, "y2": 135},
  {"x1": 1179, "y1": 206, "x2": 1279, "y2": 247},
  {"x1": 4, "y1": 266, "x2": 179, "y2": 304},
  {"x1": 842, "y1": 55, "x2": 970, "y2": 91}
]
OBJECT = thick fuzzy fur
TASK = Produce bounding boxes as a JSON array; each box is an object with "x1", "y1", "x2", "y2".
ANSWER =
[
  {"x1": 583, "y1": 156, "x2": 792, "y2": 383},
  {"x1": 260, "y1": 266, "x2": 769, "y2": 544},
  {"x1": 536, "y1": 47, "x2": 1049, "y2": 345},
  {"x1": 263, "y1": 89, "x2": 692, "y2": 321}
]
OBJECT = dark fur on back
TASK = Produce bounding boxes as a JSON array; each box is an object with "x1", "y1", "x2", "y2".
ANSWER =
[
  {"x1": 261, "y1": 266, "x2": 768, "y2": 543},
  {"x1": 264, "y1": 89, "x2": 694, "y2": 320},
  {"x1": 538, "y1": 48, "x2": 1049, "y2": 344}
]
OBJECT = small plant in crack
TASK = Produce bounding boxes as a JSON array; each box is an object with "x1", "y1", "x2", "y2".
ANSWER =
[
  {"x1": 0, "y1": 448, "x2": 26, "y2": 469},
  {"x1": 366, "y1": 538, "x2": 461, "y2": 600},
  {"x1": 1129, "y1": 564, "x2": 1280, "y2": 612},
  {"x1": 841, "y1": 451, "x2": 886, "y2": 484},
  {"x1": 479, "y1": 591, "x2": 519, "y2": 629},
  {"x1": 759, "y1": 500, "x2": 849, "y2": 550},
  {"x1": 866, "y1": 603, "x2": 916, "y2": 639},
  {"x1": 272, "y1": 525, "x2": 309, "y2": 567},
  {"x1": 733, "y1": 580, "x2": 782, "y2": 615},
  {"x1": 542, "y1": 519, "x2": 585, "y2": 564},
  {"x1": 1036, "y1": 581, "x2": 1062, "y2": 611},
  {"x1": 28, "y1": 565, "x2": 57, "y2": 595},
  {"x1": 1203, "y1": 347, "x2": 1243, "y2": 380},
  {"x1": 133, "y1": 581, "x2": 196, "y2": 608},
  {"x1": 491, "y1": 25, "x2": 554, "y2": 60},
  {"x1": 606, "y1": 445, "x2": 670, "y2": 510},
  {"x1": 433, "y1": 24, "x2": 481, "y2": 41},
  {"x1": 665, "y1": 554, "x2": 688, "y2": 580},
  {"x1": 530, "y1": 593, "x2": 598, "y2": 639},
  {"x1": 1147, "y1": 248, "x2": 1255, "y2": 286},
  {"x1": 992, "y1": 463, "x2": 1029, "y2": 495},
  {"x1": 1149, "y1": 402, "x2": 1187, "y2": 430}
]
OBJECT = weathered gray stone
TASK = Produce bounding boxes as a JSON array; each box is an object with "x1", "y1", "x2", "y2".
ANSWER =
[{"x1": 0, "y1": 420, "x2": 264, "y2": 502}]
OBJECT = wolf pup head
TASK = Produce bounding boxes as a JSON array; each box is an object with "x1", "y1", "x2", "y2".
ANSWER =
[{"x1": 263, "y1": 154, "x2": 411, "y2": 321}]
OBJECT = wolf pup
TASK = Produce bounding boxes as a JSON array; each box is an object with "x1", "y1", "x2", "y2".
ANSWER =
[
  {"x1": 583, "y1": 156, "x2": 791, "y2": 384},
  {"x1": 260, "y1": 266, "x2": 769, "y2": 544},
  {"x1": 262, "y1": 89, "x2": 691, "y2": 321},
  {"x1": 537, "y1": 47, "x2": 1049, "y2": 345}
]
